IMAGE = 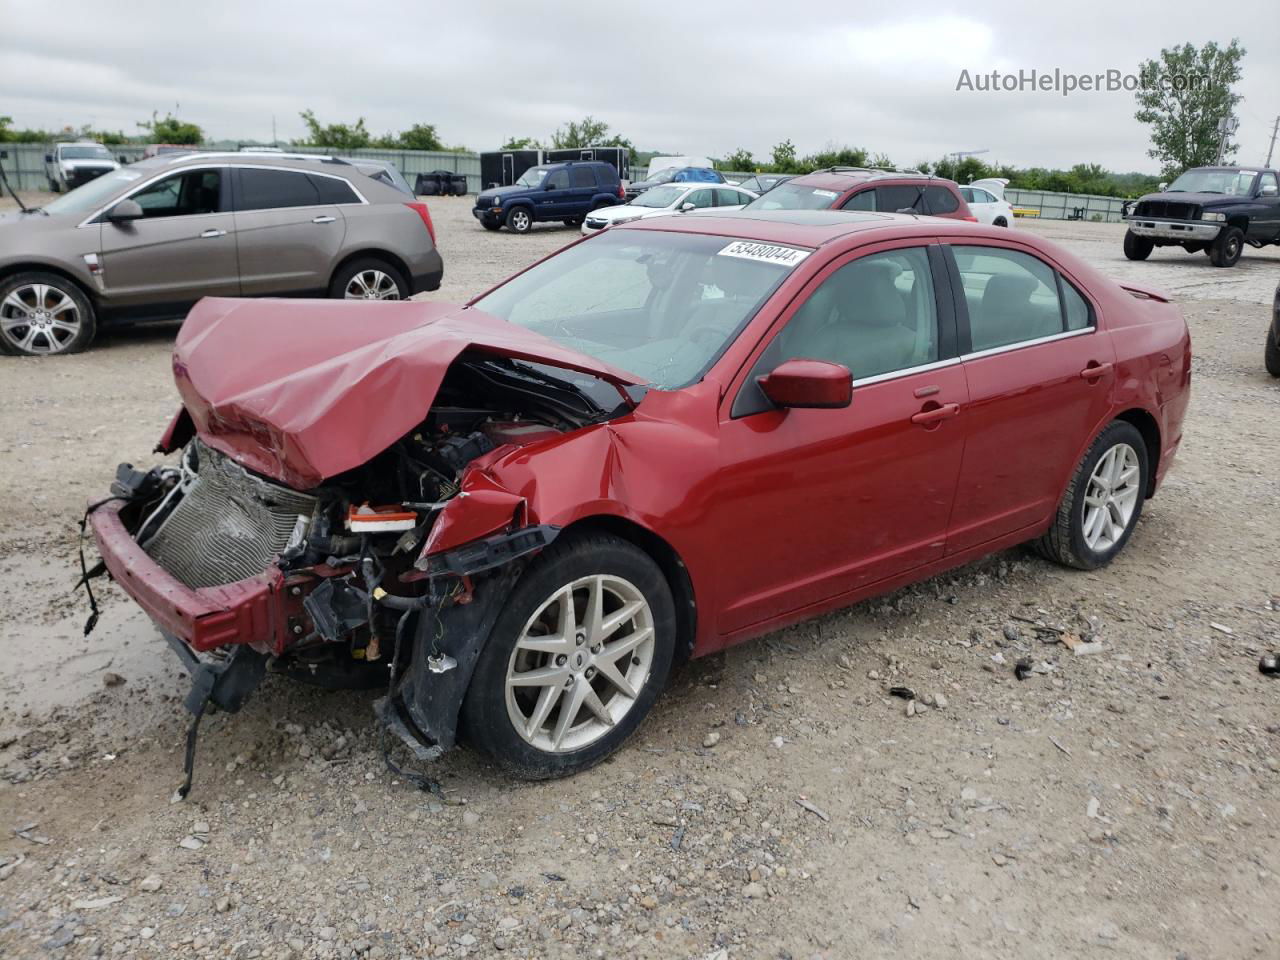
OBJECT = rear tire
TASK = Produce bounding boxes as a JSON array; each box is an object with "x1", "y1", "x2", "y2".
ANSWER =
[
  {"x1": 1266, "y1": 328, "x2": 1280, "y2": 378},
  {"x1": 0, "y1": 271, "x2": 96, "y2": 356},
  {"x1": 1209, "y1": 226, "x2": 1244, "y2": 267},
  {"x1": 328, "y1": 258, "x2": 409, "y2": 301},
  {"x1": 1033, "y1": 421, "x2": 1149, "y2": 571},
  {"x1": 461, "y1": 533, "x2": 676, "y2": 779},
  {"x1": 505, "y1": 206, "x2": 533, "y2": 233},
  {"x1": 1123, "y1": 230, "x2": 1153, "y2": 261}
]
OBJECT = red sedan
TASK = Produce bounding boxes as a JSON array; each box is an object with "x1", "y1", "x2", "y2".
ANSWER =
[{"x1": 87, "y1": 209, "x2": 1190, "y2": 786}]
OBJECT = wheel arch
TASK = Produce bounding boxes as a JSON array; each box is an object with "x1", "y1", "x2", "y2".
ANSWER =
[
  {"x1": 329, "y1": 249, "x2": 413, "y2": 293},
  {"x1": 1225, "y1": 215, "x2": 1249, "y2": 233},
  {"x1": 1113, "y1": 407, "x2": 1162, "y2": 497},
  {"x1": 560, "y1": 514, "x2": 698, "y2": 662},
  {"x1": 0, "y1": 262, "x2": 100, "y2": 309}
]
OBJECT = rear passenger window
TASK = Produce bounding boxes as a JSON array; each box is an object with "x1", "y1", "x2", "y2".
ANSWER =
[
  {"x1": 924, "y1": 186, "x2": 959, "y2": 214},
  {"x1": 238, "y1": 169, "x2": 320, "y2": 210},
  {"x1": 309, "y1": 174, "x2": 360, "y2": 205},
  {"x1": 1061, "y1": 278, "x2": 1093, "y2": 331},
  {"x1": 953, "y1": 246, "x2": 1064, "y2": 351},
  {"x1": 715, "y1": 188, "x2": 745, "y2": 206},
  {"x1": 571, "y1": 166, "x2": 595, "y2": 188}
]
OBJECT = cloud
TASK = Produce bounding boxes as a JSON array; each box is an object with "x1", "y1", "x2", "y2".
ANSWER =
[{"x1": 2, "y1": 0, "x2": 1276, "y2": 172}]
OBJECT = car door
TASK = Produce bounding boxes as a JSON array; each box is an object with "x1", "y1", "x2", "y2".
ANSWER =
[
  {"x1": 961, "y1": 187, "x2": 995, "y2": 224},
  {"x1": 537, "y1": 167, "x2": 571, "y2": 219},
  {"x1": 1250, "y1": 172, "x2": 1280, "y2": 241},
  {"x1": 97, "y1": 166, "x2": 239, "y2": 316},
  {"x1": 569, "y1": 165, "x2": 599, "y2": 217},
  {"x1": 943, "y1": 241, "x2": 1117, "y2": 553},
  {"x1": 714, "y1": 187, "x2": 750, "y2": 210},
  {"x1": 232, "y1": 167, "x2": 348, "y2": 295},
  {"x1": 714, "y1": 242, "x2": 968, "y2": 634}
]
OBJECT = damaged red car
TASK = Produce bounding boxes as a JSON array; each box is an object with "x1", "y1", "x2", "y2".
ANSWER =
[{"x1": 85, "y1": 209, "x2": 1190, "y2": 788}]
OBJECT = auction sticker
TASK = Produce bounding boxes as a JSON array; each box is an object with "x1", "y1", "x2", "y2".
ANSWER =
[
  {"x1": 812, "y1": 189, "x2": 839, "y2": 199},
  {"x1": 718, "y1": 241, "x2": 810, "y2": 267}
]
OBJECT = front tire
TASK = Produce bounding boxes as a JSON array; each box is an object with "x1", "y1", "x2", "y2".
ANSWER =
[
  {"x1": 480, "y1": 219, "x2": 501, "y2": 232},
  {"x1": 1123, "y1": 230, "x2": 1153, "y2": 261},
  {"x1": 1034, "y1": 421, "x2": 1149, "y2": 571},
  {"x1": 505, "y1": 206, "x2": 533, "y2": 233},
  {"x1": 0, "y1": 272, "x2": 96, "y2": 356},
  {"x1": 328, "y1": 258, "x2": 409, "y2": 301},
  {"x1": 1266, "y1": 328, "x2": 1280, "y2": 378},
  {"x1": 1209, "y1": 226, "x2": 1244, "y2": 267},
  {"x1": 461, "y1": 533, "x2": 676, "y2": 779}
]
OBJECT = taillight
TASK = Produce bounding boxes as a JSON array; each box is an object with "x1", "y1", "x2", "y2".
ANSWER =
[
  {"x1": 405, "y1": 202, "x2": 436, "y2": 244},
  {"x1": 618, "y1": 183, "x2": 625, "y2": 198}
]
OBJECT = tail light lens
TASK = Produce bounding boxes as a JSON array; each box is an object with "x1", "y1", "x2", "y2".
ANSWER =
[
  {"x1": 618, "y1": 183, "x2": 625, "y2": 199},
  {"x1": 405, "y1": 202, "x2": 436, "y2": 245}
]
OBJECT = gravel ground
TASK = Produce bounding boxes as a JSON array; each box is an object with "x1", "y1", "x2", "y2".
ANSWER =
[{"x1": 1, "y1": 196, "x2": 1279, "y2": 960}]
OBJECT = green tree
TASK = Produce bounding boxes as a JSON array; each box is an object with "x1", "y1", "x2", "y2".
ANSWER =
[
  {"x1": 500, "y1": 136, "x2": 541, "y2": 150},
  {"x1": 376, "y1": 123, "x2": 444, "y2": 151},
  {"x1": 721, "y1": 147, "x2": 755, "y2": 171},
  {"x1": 298, "y1": 109, "x2": 372, "y2": 150},
  {"x1": 138, "y1": 111, "x2": 203, "y2": 144},
  {"x1": 549, "y1": 116, "x2": 636, "y2": 159},
  {"x1": 770, "y1": 139, "x2": 798, "y2": 173},
  {"x1": 1134, "y1": 39, "x2": 1246, "y2": 178}
]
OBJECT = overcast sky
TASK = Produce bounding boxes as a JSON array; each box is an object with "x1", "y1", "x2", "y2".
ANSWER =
[{"x1": 3, "y1": 1, "x2": 1276, "y2": 173}]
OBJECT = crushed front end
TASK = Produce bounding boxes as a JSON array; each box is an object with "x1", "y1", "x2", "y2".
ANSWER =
[{"x1": 83, "y1": 351, "x2": 638, "y2": 795}]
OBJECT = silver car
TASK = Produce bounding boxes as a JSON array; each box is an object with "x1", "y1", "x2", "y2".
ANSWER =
[{"x1": 0, "y1": 153, "x2": 443, "y2": 356}]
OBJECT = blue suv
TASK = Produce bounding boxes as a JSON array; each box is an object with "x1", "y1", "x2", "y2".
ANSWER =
[{"x1": 473, "y1": 161, "x2": 624, "y2": 233}]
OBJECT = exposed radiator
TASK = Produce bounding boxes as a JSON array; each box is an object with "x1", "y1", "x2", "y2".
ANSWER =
[{"x1": 144, "y1": 442, "x2": 317, "y2": 589}]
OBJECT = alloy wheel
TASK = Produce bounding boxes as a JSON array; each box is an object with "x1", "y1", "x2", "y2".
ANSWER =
[
  {"x1": 1081, "y1": 443, "x2": 1141, "y2": 552},
  {"x1": 505, "y1": 574, "x2": 655, "y2": 753},
  {"x1": 0, "y1": 282, "x2": 83, "y2": 355},
  {"x1": 511, "y1": 210, "x2": 530, "y2": 231},
  {"x1": 343, "y1": 269, "x2": 401, "y2": 300}
]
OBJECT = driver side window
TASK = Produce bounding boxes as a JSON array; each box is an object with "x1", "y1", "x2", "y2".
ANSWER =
[
  {"x1": 546, "y1": 169, "x2": 570, "y2": 190},
  {"x1": 734, "y1": 247, "x2": 939, "y2": 416},
  {"x1": 131, "y1": 170, "x2": 223, "y2": 218}
]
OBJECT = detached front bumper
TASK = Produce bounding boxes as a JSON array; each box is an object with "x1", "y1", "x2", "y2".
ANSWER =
[
  {"x1": 88, "y1": 499, "x2": 308, "y2": 656},
  {"x1": 1124, "y1": 217, "x2": 1221, "y2": 242}
]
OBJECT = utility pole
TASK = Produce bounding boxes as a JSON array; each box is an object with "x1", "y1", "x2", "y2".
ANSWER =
[{"x1": 1266, "y1": 115, "x2": 1279, "y2": 168}]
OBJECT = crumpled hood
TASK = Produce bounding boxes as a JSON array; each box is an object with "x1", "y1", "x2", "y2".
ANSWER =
[{"x1": 173, "y1": 297, "x2": 643, "y2": 490}]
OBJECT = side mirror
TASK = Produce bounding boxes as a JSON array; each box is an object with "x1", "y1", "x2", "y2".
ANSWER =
[
  {"x1": 107, "y1": 199, "x2": 144, "y2": 223},
  {"x1": 1158, "y1": 182, "x2": 1168, "y2": 191},
  {"x1": 545, "y1": 181, "x2": 558, "y2": 190},
  {"x1": 680, "y1": 202, "x2": 696, "y2": 212},
  {"x1": 1261, "y1": 184, "x2": 1278, "y2": 197},
  {"x1": 758, "y1": 358, "x2": 852, "y2": 409},
  {"x1": 45, "y1": 154, "x2": 54, "y2": 163}
]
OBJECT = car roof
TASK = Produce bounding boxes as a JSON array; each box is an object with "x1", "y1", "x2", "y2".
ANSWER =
[
  {"x1": 784, "y1": 169, "x2": 949, "y2": 191},
  {"x1": 619, "y1": 208, "x2": 1022, "y2": 248}
]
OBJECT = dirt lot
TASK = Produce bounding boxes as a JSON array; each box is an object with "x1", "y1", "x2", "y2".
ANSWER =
[{"x1": 1, "y1": 196, "x2": 1278, "y2": 960}]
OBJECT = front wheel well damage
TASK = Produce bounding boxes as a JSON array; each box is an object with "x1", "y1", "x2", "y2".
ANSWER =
[
  {"x1": 560, "y1": 515, "x2": 697, "y2": 662},
  {"x1": 1114, "y1": 408, "x2": 1161, "y2": 497}
]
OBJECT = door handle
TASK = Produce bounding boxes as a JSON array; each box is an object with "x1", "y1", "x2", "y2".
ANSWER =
[
  {"x1": 199, "y1": 229, "x2": 226, "y2": 239},
  {"x1": 1079, "y1": 361, "x2": 1113, "y2": 380},
  {"x1": 911, "y1": 402, "x2": 960, "y2": 425},
  {"x1": 312, "y1": 215, "x2": 336, "y2": 224}
]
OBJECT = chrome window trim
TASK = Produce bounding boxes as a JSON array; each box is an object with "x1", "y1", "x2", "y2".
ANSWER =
[
  {"x1": 77, "y1": 163, "x2": 368, "y2": 227},
  {"x1": 961, "y1": 325, "x2": 1093, "y2": 362},
  {"x1": 850, "y1": 355, "x2": 961, "y2": 389}
]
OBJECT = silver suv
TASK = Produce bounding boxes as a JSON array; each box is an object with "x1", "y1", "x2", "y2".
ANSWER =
[{"x1": 0, "y1": 153, "x2": 443, "y2": 356}]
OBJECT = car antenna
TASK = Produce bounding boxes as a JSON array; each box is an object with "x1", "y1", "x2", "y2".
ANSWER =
[{"x1": 0, "y1": 151, "x2": 32, "y2": 213}]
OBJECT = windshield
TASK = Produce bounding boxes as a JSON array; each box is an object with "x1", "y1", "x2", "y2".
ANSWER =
[
  {"x1": 58, "y1": 145, "x2": 113, "y2": 161},
  {"x1": 744, "y1": 181, "x2": 841, "y2": 211},
  {"x1": 631, "y1": 185, "x2": 685, "y2": 208},
  {"x1": 41, "y1": 168, "x2": 150, "y2": 216},
  {"x1": 471, "y1": 230, "x2": 805, "y2": 389},
  {"x1": 516, "y1": 166, "x2": 549, "y2": 187},
  {"x1": 1166, "y1": 169, "x2": 1257, "y2": 196},
  {"x1": 647, "y1": 167, "x2": 678, "y2": 184}
]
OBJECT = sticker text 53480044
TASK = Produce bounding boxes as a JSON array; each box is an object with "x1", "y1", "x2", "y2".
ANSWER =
[{"x1": 717, "y1": 241, "x2": 811, "y2": 267}]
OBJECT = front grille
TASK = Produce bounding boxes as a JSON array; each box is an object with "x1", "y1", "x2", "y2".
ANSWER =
[
  {"x1": 1134, "y1": 200, "x2": 1201, "y2": 220},
  {"x1": 144, "y1": 442, "x2": 317, "y2": 588}
]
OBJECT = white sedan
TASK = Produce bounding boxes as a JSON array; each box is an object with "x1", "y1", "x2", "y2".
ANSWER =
[
  {"x1": 582, "y1": 183, "x2": 758, "y2": 235},
  {"x1": 960, "y1": 178, "x2": 1015, "y2": 227}
]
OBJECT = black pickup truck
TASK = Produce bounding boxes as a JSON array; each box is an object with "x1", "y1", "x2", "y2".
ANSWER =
[{"x1": 1123, "y1": 166, "x2": 1280, "y2": 267}]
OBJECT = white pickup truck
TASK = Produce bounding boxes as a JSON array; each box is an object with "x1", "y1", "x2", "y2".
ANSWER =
[{"x1": 45, "y1": 142, "x2": 120, "y2": 193}]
